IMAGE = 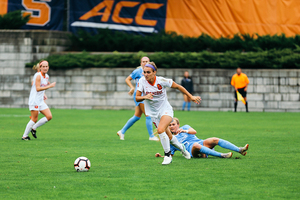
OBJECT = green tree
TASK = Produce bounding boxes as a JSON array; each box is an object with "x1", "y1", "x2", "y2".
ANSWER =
[{"x1": 0, "y1": 10, "x2": 30, "y2": 29}]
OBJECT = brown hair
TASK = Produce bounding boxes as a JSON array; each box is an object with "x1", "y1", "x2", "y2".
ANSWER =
[{"x1": 146, "y1": 61, "x2": 157, "y2": 71}]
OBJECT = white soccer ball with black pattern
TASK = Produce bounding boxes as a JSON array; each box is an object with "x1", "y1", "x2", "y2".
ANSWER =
[{"x1": 74, "y1": 157, "x2": 91, "y2": 172}]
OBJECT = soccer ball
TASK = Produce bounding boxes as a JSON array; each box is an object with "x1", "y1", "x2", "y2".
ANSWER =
[{"x1": 74, "y1": 157, "x2": 91, "y2": 172}]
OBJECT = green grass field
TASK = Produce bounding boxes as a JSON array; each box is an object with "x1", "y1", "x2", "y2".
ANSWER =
[{"x1": 0, "y1": 108, "x2": 299, "y2": 199}]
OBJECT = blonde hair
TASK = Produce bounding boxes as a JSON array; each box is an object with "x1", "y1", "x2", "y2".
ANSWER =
[
  {"x1": 146, "y1": 61, "x2": 157, "y2": 71},
  {"x1": 32, "y1": 62, "x2": 40, "y2": 71},
  {"x1": 172, "y1": 117, "x2": 180, "y2": 125}
]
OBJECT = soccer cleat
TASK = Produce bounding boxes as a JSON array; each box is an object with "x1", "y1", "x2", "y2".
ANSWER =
[
  {"x1": 117, "y1": 130, "x2": 125, "y2": 140},
  {"x1": 22, "y1": 136, "x2": 31, "y2": 140},
  {"x1": 221, "y1": 152, "x2": 233, "y2": 158},
  {"x1": 162, "y1": 156, "x2": 172, "y2": 165},
  {"x1": 31, "y1": 129, "x2": 37, "y2": 139},
  {"x1": 239, "y1": 144, "x2": 249, "y2": 156},
  {"x1": 180, "y1": 144, "x2": 191, "y2": 159},
  {"x1": 149, "y1": 136, "x2": 159, "y2": 141}
]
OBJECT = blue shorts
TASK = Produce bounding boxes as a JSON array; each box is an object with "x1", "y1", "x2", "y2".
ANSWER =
[
  {"x1": 184, "y1": 140, "x2": 204, "y2": 158},
  {"x1": 133, "y1": 90, "x2": 144, "y2": 106}
]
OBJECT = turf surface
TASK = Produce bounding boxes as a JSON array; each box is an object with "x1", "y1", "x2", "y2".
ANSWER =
[{"x1": 0, "y1": 108, "x2": 299, "y2": 199}]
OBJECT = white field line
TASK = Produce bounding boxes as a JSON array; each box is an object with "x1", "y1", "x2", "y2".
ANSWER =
[{"x1": 0, "y1": 114, "x2": 29, "y2": 117}]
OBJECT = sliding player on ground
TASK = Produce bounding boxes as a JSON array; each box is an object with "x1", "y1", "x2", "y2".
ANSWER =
[
  {"x1": 155, "y1": 117, "x2": 249, "y2": 158},
  {"x1": 22, "y1": 60, "x2": 56, "y2": 140},
  {"x1": 136, "y1": 62, "x2": 201, "y2": 165},
  {"x1": 117, "y1": 57, "x2": 159, "y2": 141}
]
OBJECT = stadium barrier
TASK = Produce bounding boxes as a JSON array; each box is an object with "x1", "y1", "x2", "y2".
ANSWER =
[
  {"x1": 0, "y1": 30, "x2": 299, "y2": 112},
  {"x1": 1, "y1": 67, "x2": 300, "y2": 112}
]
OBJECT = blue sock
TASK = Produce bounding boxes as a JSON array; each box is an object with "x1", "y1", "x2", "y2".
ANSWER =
[
  {"x1": 187, "y1": 102, "x2": 191, "y2": 111},
  {"x1": 182, "y1": 102, "x2": 186, "y2": 110},
  {"x1": 199, "y1": 146, "x2": 222, "y2": 157},
  {"x1": 218, "y1": 139, "x2": 240, "y2": 152},
  {"x1": 145, "y1": 116, "x2": 154, "y2": 137},
  {"x1": 121, "y1": 115, "x2": 140, "y2": 134}
]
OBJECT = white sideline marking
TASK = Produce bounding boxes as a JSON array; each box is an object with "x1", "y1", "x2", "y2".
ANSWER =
[
  {"x1": 71, "y1": 21, "x2": 155, "y2": 33},
  {"x1": 0, "y1": 114, "x2": 29, "y2": 117}
]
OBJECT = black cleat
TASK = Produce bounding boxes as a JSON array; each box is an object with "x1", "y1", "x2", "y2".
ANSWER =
[
  {"x1": 31, "y1": 129, "x2": 37, "y2": 138},
  {"x1": 22, "y1": 136, "x2": 31, "y2": 140}
]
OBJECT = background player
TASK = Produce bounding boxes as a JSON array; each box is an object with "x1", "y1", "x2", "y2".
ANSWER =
[
  {"x1": 136, "y1": 62, "x2": 201, "y2": 165},
  {"x1": 117, "y1": 57, "x2": 158, "y2": 141},
  {"x1": 22, "y1": 60, "x2": 56, "y2": 140},
  {"x1": 155, "y1": 117, "x2": 249, "y2": 158},
  {"x1": 231, "y1": 67, "x2": 250, "y2": 112},
  {"x1": 181, "y1": 71, "x2": 194, "y2": 111},
  {"x1": 29, "y1": 63, "x2": 47, "y2": 119}
]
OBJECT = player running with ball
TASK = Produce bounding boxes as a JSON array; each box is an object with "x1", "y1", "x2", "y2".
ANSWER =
[
  {"x1": 156, "y1": 117, "x2": 249, "y2": 158},
  {"x1": 22, "y1": 60, "x2": 56, "y2": 140},
  {"x1": 136, "y1": 62, "x2": 201, "y2": 165}
]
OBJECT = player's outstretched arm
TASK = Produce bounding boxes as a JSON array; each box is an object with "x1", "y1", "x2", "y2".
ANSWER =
[
  {"x1": 136, "y1": 90, "x2": 153, "y2": 102},
  {"x1": 125, "y1": 76, "x2": 135, "y2": 96},
  {"x1": 176, "y1": 127, "x2": 197, "y2": 135},
  {"x1": 171, "y1": 82, "x2": 201, "y2": 104},
  {"x1": 35, "y1": 75, "x2": 56, "y2": 92},
  {"x1": 187, "y1": 127, "x2": 197, "y2": 134}
]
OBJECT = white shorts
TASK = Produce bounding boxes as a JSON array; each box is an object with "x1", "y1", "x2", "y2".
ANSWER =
[
  {"x1": 151, "y1": 106, "x2": 173, "y2": 128},
  {"x1": 29, "y1": 102, "x2": 49, "y2": 111}
]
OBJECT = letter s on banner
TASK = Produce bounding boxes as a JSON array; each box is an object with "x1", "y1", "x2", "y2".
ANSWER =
[{"x1": 22, "y1": 0, "x2": 51, "y2": 26}]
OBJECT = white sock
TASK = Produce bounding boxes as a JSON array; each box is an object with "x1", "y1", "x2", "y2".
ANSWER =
[
  {"x1": 170, "y1": 136, "x2": 184, "y2": 151},
  {"x1": 32, "y1": 117, "x2": 48, "y2": 130},
  {"x1": 158, "y1": 132, "x2": 170, "y2": 154},
  {"x1": 22, "y1": 120, "x2": 35, "y2": 138}
]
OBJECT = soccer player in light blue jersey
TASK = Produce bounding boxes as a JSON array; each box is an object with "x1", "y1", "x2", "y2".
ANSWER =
[
  {"x1": 117, "y1": 57, "x2": 159, "y2": 141},
  {"x1": 156, "y1": 117, "x2": 249, "y2": 158}
]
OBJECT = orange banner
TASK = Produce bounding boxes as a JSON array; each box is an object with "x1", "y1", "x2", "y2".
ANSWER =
[
  {"x1": 0, "y1": 0, "x2": 8, "y2": 15},
  {"x1": 165, "y1": 0, "x2": 300, "y2": 38}
]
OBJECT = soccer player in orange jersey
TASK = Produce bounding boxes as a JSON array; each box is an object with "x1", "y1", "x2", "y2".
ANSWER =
[
  {"x1": 231, "y1": 68, "x2": 250, "y2": 112},
  {"x1": 136, "y1": 61, "x2": 201, "y2": 165},
  {"x1": 22, "y1": 61, "x2": 56, "y2": 140}
]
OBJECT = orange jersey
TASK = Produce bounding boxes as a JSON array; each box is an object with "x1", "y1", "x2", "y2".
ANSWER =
[{"x1": 231, "y1": 73, "x2": 249, "y2": 89}]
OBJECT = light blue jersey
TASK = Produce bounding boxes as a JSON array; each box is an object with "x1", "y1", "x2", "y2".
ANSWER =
[
  {"x1": 170, "y1": 125, "x2": 204, "y2": 157},
  {"x1": 130, "y1": 67, "x2": 144, "y2": 106}
]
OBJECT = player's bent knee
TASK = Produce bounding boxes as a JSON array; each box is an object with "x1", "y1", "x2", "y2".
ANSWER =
[
  {"x1": 192, "y1": 144, "x2": 206, "y2": 158},
  {"x1": 193, "y1": 143, "x2": 202, "y2": 151},
  {"x1": 46, "y1": 115, "x2": 52, "y2": 121},
  {"x1": 157, "y1": 127, "x2": 165, "y2": 134},
  {"x1": 212, "y1": 137, "x2": 219, "y2": 144},
  {"x1": 157, "y1": 127, "x2": 167, "y2": 134}
]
